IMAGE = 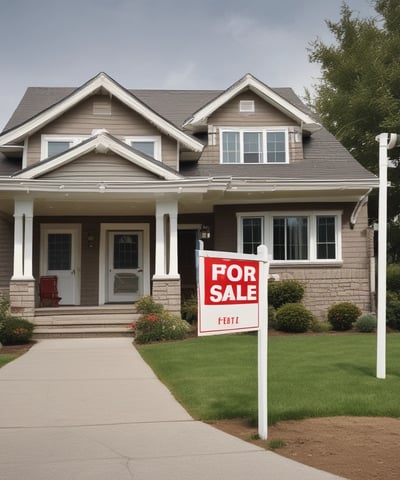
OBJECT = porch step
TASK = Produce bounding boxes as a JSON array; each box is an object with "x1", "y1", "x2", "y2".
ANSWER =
[{"x1": 33, "y1": 305, "x2": 139, "y2": 338}]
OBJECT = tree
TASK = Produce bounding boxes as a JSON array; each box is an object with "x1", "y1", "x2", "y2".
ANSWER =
[{"x1": 308, "y1": 1, "x2": 400, "y2": 226}]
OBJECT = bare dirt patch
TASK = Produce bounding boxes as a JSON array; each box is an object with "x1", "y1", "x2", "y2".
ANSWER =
[
  {"x1": 212, "y1": 416, "x2": 400, "y2": 480},
  {"x1": 0, "y1": 342, "x2": 35, "y2": 355}
]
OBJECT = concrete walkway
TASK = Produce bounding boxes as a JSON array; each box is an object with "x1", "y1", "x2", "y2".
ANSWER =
[{"x1": 0, "y1": 338, "x2": 346, "y2": 479}]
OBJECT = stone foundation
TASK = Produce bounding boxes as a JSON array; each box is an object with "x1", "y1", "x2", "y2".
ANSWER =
[
  {"x1": 152, "y1": 277, "x2": 181, "y2": 315},
  {"x1": 9, "y1": 279, "x2": 36, "y2": 320}
]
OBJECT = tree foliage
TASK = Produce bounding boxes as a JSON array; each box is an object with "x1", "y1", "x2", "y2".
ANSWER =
[{"x1": 308, "y1": 0, "x2": 400, "y2": 223}]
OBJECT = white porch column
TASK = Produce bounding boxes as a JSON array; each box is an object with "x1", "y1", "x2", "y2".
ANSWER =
[
  {"x1": 169, "y1": 210, "x2": 179, "y2": 276},
  {"x1": 153, "y1": 199, "x2": 180, "y2": 279},
  {"x1": 12, "y1": 198, "x2": 34, "y2": 280},
  {"x1": 154, "y1": 202, "x2": 166, "y2": 277}
]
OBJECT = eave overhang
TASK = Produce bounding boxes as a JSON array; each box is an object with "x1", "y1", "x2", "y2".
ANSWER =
[
  {"x1": 183, "y1": 73, "x2": 321, "y2": 134},
  {"x1": 0, "y1": 72, "x2": 204, "y2": 152}
]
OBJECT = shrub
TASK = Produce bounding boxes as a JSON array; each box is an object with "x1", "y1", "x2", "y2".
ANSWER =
[
  {"x1": 310, "y1": 317, "x2": 331, "y2": 333},
  {"x1": 135, "y1": 296, "x2": 164, "y2": 315},
  {"x1": 275, "y1": 303, "x2": 313, "y2": 333},
  {"x1": 268, "y1": 280, "x2": 305, "y2": 309},
  {"x1": 327, "y1": 302, "x2": 361, "y2": 331},
  {"x1": 181, "y1": 295, "x2": 198, "y2": 324},
  {"x1": 134, "y1": 312, "x2": 191, "y2": 344},
  {"x1": 355, "y1": 314, "x2": 377, "y2": 333},
  {"x1": 0, "y1": 295, "x2": 10, "y2": 318},
  {"x1": 132, "y1": 296, "x2": 191, "y2": 344},
  {"x1": 386, "y1": 295, "x2": 400, "y2": 330},
  {"x1": 387, "y1": 264, "x2": 400, "y2": 292},
  {"x1": 0, "y1": 317, "x2": 34, "y2": 345},
  {"x1": 268, "y1": 305, "x2": 277, "y2": 329}
]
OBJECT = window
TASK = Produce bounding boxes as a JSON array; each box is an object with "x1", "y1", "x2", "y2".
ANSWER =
[
  {"x1": 238, "y1": 212, "x2": 341, "y2": 263},
  {"x1": 317, "y1": 216, "x2": 336, "y2": 259},
  {"x1": 41, "y1": 135, "x2": 87, "y2": 160},
  {"x1": 273, "y1": 216, "x2": 308, "y2": 260},
  {"x1": 220, "y1": 128, "x2": 288, "y2": 164},
  {"x1": 241, "y1": 217, "x2": 263, "y2": 254},
  {"x1": 125, "y1": 136, "x2": 161, "y2": 161}
]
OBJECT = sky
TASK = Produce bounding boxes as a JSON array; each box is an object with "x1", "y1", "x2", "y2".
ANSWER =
[{"x1": 0, "y1": 0, "x2": 377, "y2": 131}]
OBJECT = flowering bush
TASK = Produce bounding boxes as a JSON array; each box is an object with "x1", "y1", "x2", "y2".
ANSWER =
[{"x1": 133, "y1": 296, "x2": 191, "y2": 344}]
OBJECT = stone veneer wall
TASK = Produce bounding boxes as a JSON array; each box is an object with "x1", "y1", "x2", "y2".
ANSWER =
[
  {"x1": 270, "y1": 265, "x2": 371, "y2": 319},
  {"x1": 9, "y1": 280, "x2": 36, "y2": 320},
  {"x1": 152, "y1": 278, "x2": 181, "y2": 315}
]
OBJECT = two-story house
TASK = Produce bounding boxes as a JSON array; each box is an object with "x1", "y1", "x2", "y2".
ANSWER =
[{"x1": 0, "y1": 72, "x2": 378, "y2": 332}]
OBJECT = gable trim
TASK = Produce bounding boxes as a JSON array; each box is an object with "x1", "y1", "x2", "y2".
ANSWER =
[
  {"x1": 14, "y1": 133, "x2": 182, "y2": 181},
  {"x1": 0, "y1": 73, "x2": 204, "y2": 152},
  {"x1": 183, "y1": 73, "x2": 320, "y2": 133}
]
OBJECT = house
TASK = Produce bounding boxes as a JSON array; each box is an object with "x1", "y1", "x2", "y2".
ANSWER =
[{"x1": 0, "y1": 72, "x2": 378, "y2": 328}]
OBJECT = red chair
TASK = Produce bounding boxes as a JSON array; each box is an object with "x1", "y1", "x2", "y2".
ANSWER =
[{"x1": 39, "y1": 276, "x2": 62, "y2": 307}]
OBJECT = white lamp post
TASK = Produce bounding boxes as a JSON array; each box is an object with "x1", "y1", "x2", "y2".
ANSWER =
[{"x1": 376, "y1": 133, "x2": 399, "y2": 379}]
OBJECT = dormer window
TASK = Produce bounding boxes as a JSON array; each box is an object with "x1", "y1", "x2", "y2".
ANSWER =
[
  {"x1": 41, "y1": 135, "x2": 87, "y2": 160},
  {"x1": 125, "y1": 136, "x2": 161, "y2": 161},
  {"x1": 220, "y1": 128, "x2": 288, "y2": 164}
]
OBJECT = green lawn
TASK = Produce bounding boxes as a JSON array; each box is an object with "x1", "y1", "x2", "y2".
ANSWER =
[
  {"x1": 0, "y1": 354, "x2": 18, "y2": 368},
  {"x1": 137, "y1": 333, "x2": 400, "y2": 425}
]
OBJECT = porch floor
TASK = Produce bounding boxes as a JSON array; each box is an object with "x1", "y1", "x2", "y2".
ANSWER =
[{"x1": 33, "y1": 304, "x2": 139, "y2": 338}]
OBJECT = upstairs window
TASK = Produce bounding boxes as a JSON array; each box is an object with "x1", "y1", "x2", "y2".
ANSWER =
[
  {"x1": 220, "y1": 128, "x2": 288, "y2": 164},
  {"x1": 41, "y1": 135, "x2": 87, "y2": 160},
  {"x1": 125, "y1": 136, "x2": 161, "y2": 161}
]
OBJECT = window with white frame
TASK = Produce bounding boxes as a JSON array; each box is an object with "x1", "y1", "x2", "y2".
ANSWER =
[
  {"x1": 238, "y1": 212, "x2": 342, "y2": 262},
  {"x1": 220, "y1": 128, "x2": 288, "y2": 164},
  {"x1": 41, "y1": 135, "x2": 87, "y2": 160},
  {"x1": 125, "y1": 136, "x2": 161, "y2": 161}
]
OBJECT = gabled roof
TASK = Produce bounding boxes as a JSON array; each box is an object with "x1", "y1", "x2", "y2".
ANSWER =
[
  {"x1": 183, "y1": 73, "x2": 320, "y2": 133},
  {"x1": 14, "y1": 132, "x2": 182, "y2": 181},
  {"x1": 0, "y1": 73, "x2": 204, "y2": 152}
]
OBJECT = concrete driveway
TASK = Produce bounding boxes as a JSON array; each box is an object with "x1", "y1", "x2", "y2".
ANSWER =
[{"x1": 0, "y1": 338, "x2": 346, "y2": 479}]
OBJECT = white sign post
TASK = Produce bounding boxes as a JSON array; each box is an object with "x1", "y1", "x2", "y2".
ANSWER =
[{"x1": 197, "y1": 246, "x2": 269, "y2": 439}]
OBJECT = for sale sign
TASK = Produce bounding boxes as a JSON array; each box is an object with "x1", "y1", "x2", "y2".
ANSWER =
[{"x1": 198, "y1": 250, "x2": 262, "y2": 336}]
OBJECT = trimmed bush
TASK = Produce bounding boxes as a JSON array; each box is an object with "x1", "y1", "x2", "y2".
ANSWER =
[
  {"x1": 327, "y1": 302, "x2": 361, "y2": 331},
  {"x1": 355, "y1": 314, "x2": 377, "y2": 333},
  {"x1": 0, "y1": 316, "x2": 34, "y2": 345},
  {"x1": 387, "y1": 264, "x2": 400, "y2": 292},
  {"x1": 268, "y1": 280, "x2": 305, "y2": 309},
  {"x1": 275, "y1": 303, "x2": 313, "y2": 333}
]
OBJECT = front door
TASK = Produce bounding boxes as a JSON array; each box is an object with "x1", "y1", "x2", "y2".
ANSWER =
[
  {"x1": 41, "y1": 225, "x2": 81, "y2": 305},
  {"x1": 108, "y1": 231, "x2": 143, "y2": 302}
]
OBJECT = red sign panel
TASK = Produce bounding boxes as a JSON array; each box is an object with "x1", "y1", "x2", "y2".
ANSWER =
[{"x1": 203, "y1": 257, "x2": 259, "y2": 305}]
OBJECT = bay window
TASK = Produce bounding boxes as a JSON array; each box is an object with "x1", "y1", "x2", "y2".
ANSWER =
[
  {"x1": 238, "y1": 212, "x2": 342, "y2": 262},
  {"x1": 221, "y1": 128, "x2": 288, "y2": 164}
]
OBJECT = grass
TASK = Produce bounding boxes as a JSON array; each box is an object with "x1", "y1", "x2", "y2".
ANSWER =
[
  {"x1": 137, "y1": 333, "x2": 400, "y2": 425},
  {"x1": 0, "y1": 353, "x2": 19, "y2": 368}
]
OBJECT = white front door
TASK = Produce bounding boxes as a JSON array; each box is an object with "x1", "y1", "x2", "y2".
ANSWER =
[
  {"x1": 108, "y1": 231, "x2": 143, "y2": 302},
  {"x1": 41, "y1": 225, "x2": 81, "y2": 305}
]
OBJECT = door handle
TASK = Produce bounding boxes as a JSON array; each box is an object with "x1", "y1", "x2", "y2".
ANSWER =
[
  {"x1": 137, "y1": 269, "x2": 143, "y2": 272},
  {"x1": 71, "y1": 269, "x2": 75, "y2": 275}
]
